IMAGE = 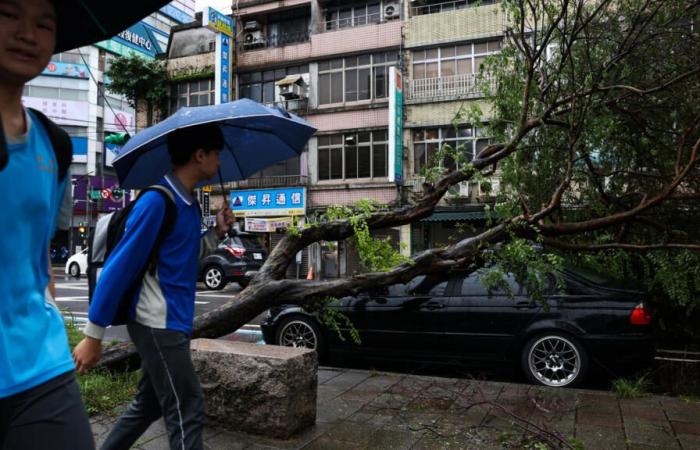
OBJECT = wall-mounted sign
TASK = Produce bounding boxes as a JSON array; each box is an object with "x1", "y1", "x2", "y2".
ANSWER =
[
  {"x1": 203, "y1": 7, "x2": 233, "y2": 37},
  {"x1": 71, "y1": 136, "x2": 88, "y2": 163},
  {"x1": 230, "y1": 187, "x2": 306, "y2": 217},
  {"x1": 388, "y1": 66, "x2": 403, "y2": 183},
  {"x1": 104, "y1": 108, "x2": 135, "y2": 133},
  {"x1": 204, "y1": 7, "x2": 233, "y2": 104},
  {"x1": 96, "y1": 21, "x2": 161, "y2": 59},
  {"x1": 244, "y1": 217, "x2": 296, "y2": 233},
  {"x1": 22, "y1": 97, "x2": 89, "y2": 127},
  {"x1": 43, "y1": 61, "x2": 89, "y2": 79}
]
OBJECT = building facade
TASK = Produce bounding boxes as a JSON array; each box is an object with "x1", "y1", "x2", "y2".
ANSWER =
[
  {"x1": 26, "y1": 1, "x2": 196, "y2": 254},
  {"x1": 161, "y1": 0, "x2": 505, "y2": 279}
]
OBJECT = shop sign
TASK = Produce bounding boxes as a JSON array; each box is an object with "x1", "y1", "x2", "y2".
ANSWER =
[
  {"x1": 388, "y1": 66, "x2": 403, "y2": 183},
  {"x1": 22, "y1": 97, "x2": 89, "y2": 127},
  {"x1": 244, "y1": 217, "x2": 295, "y2": 233},
  {"x1": 230, "y1": 187, "x2": 306, "y2": 217},
  {"x1": 203, "y1": 7, "x2": 234, "y2": 37},
  {"x1": 204, "y1": 7, "x2": 233, "y2": 104},
  {"x1": 104, "y1": 108, "x2": 135, "y2": 133},
  {"x1": 96, "y1": 21, "x2": 160, "y2": 59},
  {"x1": 42, "y1": 61, "x2": 89, "y2": 79}
]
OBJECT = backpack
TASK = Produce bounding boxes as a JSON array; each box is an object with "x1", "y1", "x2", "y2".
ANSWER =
[
  {"x1": 87, "y1": 185, "x2": 177, "y2": 326},
  {"x1": 0, "y1": 108, "x2": 72, "y2": 182}
]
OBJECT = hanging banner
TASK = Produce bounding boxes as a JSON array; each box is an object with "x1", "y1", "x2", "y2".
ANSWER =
[
  {"x1": 104, "y1": 108, "x2": 135, "y2": 133},
  {"x1": 42, "y1": 61, "x2": 89, "y2": 79},
  {"x1": 388, "y1": 66, "x2": 403, "y2": 183},
  {"x1": 22, "y1": 97, "x2": 89, "y2": 126}
]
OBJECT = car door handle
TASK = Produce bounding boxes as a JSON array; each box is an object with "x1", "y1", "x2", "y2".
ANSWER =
[{"x1": 426, "y1": 301, "x2": 445, "y2": 310}]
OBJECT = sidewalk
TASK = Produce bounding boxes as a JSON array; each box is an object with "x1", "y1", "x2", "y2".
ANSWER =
[{"x1": 91, "y1": 367, "x2": 700, "y2": 449}]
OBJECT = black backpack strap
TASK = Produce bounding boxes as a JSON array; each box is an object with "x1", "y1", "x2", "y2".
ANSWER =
[
  {"x1": 139, "y1": 185, "x2": 177, "y2": 276},
  {"x1": 27, "y1": 108, "x2": 73, "y2": 182}
]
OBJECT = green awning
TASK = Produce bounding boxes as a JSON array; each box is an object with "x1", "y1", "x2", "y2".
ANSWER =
[{"x1": 421, "y1": 211, "x2": 488, "y2": 222}]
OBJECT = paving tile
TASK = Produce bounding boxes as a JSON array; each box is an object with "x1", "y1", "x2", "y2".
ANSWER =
[
  {"x1": 672, "y1": 421, "x2": 700, "y2": 436},
  {"x1": 366, "y1": 428, "x2": 417, "y2": 450},
  {"x1": 317, "y1": 368, "x2": 344, "y2": 385},
  {"x1": 621, "y1": 399, "x2": 668, "y2": 422},
  {"x1": 575, "y1": 424, "x2": 627, "y2": 450},
  {"x1": 316, "y1": 398, "x2": 364, "y2": 424},
  {"x1": 318, "y1": 421, "x2": 379, "y2": 447},
  {"x1": 322, "y1": 371, "x2": 371, "y2": 393},
  {"x1": 663, "y1": 399, "x2": 700, "y2": 423},
  {"x1": 576, "y1": 410, "x2": 622, "y2": 429},
  {"x1": 678, "y1": 433, "x2": 700, "y2": 450},
  {"x1": 301, "y1": 437, "x2": 365, "y2": 450},
  {"x1": 624, "y1": 418, "x2": 680, "y2": 449},
  {"x1": 316, "y1": 385, "x2": 345, "y2": 404},
  {"x1": 203, "y1": 430, "x2": 251, "y2": 450}
]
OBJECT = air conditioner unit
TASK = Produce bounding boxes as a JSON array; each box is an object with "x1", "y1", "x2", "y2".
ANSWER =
[
  {"x1": 243, "y1": 31, "x2": 265, "y2": 48},
  {"x1": 279, "y1": 83, "x2": 303, "y2": 99},
  {"x1": 243, "y1": 20, "x2": 261, "y2": 31},
  {"x1": 384, "y1": 2, "x2": 400, "y2": 20}
]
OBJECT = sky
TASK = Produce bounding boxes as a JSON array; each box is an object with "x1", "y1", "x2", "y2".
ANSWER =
[{"x1": 195, "y1": 0, "x2": 232, "y2": 14}]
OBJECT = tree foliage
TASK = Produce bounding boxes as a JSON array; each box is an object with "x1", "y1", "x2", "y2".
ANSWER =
[{"x1": 104, "y1": 54, "x2": 168, "y2": 110}]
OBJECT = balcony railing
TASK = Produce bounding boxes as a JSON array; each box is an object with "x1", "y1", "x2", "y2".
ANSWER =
[
  {"x1": 407, "y1": 73, "x2": 492, "y2": 100},
  {"x1": 411, "y1": 0, "x2": 499, "y2": 17},
  {"x1": 242, "y1": 30, "x2": 310, "y2": 50},
  {"x1": 231, "y1": 175, "x2": 309, "y2": 189}
]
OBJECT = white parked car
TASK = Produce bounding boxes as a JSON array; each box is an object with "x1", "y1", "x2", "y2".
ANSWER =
[{"x1": 65, "y1": 248, "x2": 88, "y2": 278}]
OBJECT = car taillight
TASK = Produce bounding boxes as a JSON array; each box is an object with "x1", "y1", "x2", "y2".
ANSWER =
[
  {"x1": 630, "y1": 303, "x2": 652, "y2": 326},
  {"x1": 224, "y1": 246, "x2": 246, "y2": 258}
]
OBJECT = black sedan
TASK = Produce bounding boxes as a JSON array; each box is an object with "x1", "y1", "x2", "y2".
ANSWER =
[
  {"x1": 261, "y1": 268, "x2": 654, "y2": 387},
  {"x1": 198, "y1": 232, "x2": 267, "y2": 290}
]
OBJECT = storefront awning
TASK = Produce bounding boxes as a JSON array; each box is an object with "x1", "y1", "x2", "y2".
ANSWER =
[{"x1": 421, "y1": 211, "x2": 488, "y2": 222}]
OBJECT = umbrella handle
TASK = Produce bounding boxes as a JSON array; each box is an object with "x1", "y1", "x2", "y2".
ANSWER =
[{"x1": 218, "y1": 167, "x2": 228, "y2": 209}]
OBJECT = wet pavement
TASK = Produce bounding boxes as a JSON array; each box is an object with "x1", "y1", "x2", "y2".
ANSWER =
[{"x1": 91, "y1": 367, "x2": 700, "y2": 449}]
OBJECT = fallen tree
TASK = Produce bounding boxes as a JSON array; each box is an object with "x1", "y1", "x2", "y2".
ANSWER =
[{"x1": 99, "y1": 0, "x2": 700, "y2": 371}]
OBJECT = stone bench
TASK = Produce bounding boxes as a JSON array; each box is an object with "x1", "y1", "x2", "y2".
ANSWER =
[{"x1": 190, "y1": 339, "x2": 317, "y2": 439}]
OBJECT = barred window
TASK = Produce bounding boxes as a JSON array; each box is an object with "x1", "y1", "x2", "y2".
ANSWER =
[
  {"x1": 239, "y1": 64, "x2": 308, "y2": 105},
  {"x1": 318, "y1": 130, "x2": 388, "y2": 180}
]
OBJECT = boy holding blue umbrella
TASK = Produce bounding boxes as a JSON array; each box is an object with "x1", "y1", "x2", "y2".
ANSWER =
[{"x1": 73, "y1": 123, "x2": 233, "y2": 450}]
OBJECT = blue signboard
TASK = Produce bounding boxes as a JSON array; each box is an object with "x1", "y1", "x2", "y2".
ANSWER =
[
  {"x1": 160, "y1": 4, "x2": 194, "y2": 24},
  {"x1": 71, "y1": 136, "x2": 88, "y2": 156},
  {"x1": 112, "y1": 22, "x2": 162, "y2": 58},
  {"x1": 43, "y1": 61, "x2": 89, "y2": 79},
  {"x1": 230, "y1": 187, "x2": 306, "y2": 217},
  {"x1": 218, "y1": 34, "x2": 231, "y2": 103}
]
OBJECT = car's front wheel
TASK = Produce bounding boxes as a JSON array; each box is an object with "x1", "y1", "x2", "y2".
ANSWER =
[
  {"x1": 203, "y1": 265, "x2": 226, "y2": 290},
  {"x1": 275, "y1": 316, "x2": 326, "y2": 359},
  {"x1": 69, "y1": 262, "x2": 80, "y2": 278},
  {"x1": 522, "y1": 332, "x2": 588, "y2": 388}
]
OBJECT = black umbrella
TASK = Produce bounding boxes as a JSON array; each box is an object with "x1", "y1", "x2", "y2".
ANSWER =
[{"x1": 54, "y1": 0, "x2": 174, "y2": 53}]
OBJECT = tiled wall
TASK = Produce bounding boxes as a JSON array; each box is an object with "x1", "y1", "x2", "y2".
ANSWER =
[
  {"x1": 309, "y1": 185, "x2": 398, "y2": 207},
  {"x1": 306, "y1": 107, "x2": 389, "y2": 133}
]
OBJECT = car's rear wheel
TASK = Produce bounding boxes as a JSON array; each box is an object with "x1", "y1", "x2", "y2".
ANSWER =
[
  {"x1": 203, "y1": 265, "x2": 226, "y2": 290},
  {"x1": 275, "y1": 316, "x2": 326, "y2": 359},
  {"x1": 69, "y1": 262, "x2": 80, "y2": 278},
  {"x1": 522, "y1": 333, "x2": 588, "y2": 388}
]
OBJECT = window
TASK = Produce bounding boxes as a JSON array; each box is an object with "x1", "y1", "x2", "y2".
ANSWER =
[
  {"x1": 51, "y1": 51, "x2": 83, "y2": 65},
  {"x1": 412, "y1": 40, "x2": 501, "y2": 79},
  {"x1": 318, "y1": 130, "x2": 388, "y2": 180},
  {"x1": 170, "y1": 79, "x2": 215, "y2": 112},
  {"x1": 239, "y1": 64, "x2": 309, "y2": 105},
  {"x1": 324, "y1": 2, "x2": 382, "y2": 30},
  {"x1": 413, "y1": 125, "x2": 490, "y2": 173},
  {"x1": 22, "y1": 85, "x2": 89, "y2": 102},
  {"x1": 318, "y1": 52, "x2": 397, "y2": 105}
]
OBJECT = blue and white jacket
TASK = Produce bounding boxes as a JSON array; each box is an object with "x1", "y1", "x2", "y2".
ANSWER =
[{"x1": 84, "y1": 174, "x2": 218, "y2": 339}]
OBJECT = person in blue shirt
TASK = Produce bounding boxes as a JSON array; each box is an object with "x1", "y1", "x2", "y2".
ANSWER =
[
  {"x1": 73, "y1": 122, "x2": 233, "y2": 450},
  {"x1": 0, "y1": 0, "x2": 94, "y2": 448}
]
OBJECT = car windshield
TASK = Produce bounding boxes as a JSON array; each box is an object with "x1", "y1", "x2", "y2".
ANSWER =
[{"x1": 224, "y1": 235, "x2": 265, "y2": 251}]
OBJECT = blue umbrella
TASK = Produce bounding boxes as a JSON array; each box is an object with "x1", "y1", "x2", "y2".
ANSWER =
[{"x1": 112, "y1": 99, "x2": 316, "y2": 189}]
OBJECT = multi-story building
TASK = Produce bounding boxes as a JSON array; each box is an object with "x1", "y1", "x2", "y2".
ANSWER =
[
  {"x1": 25, "y1": 1, "x2": 196, "y2": 254},
  {"x1": 161, "y1": 0, "x2": 505, "y2": 279}
]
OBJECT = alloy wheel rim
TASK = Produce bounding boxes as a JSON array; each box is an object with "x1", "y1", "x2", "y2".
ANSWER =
[
  {"x1": 528, "y1": 336, "x2": 580, "y2": 387},
  {"x1": 205, "y1": 269, "x2": 222, "y2": 287},
  {"x1": 279, "y1": 321, "x2": 317, "y2": 349}
]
